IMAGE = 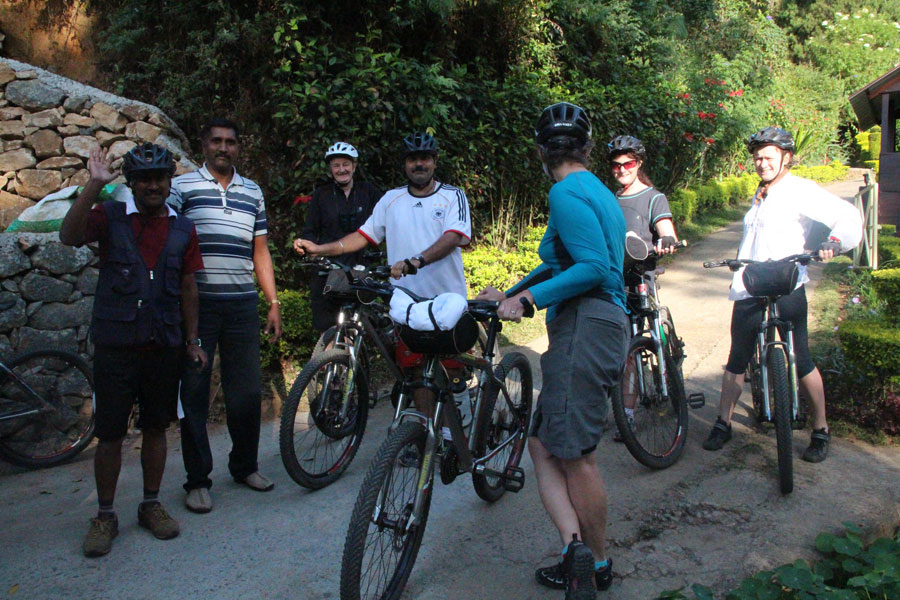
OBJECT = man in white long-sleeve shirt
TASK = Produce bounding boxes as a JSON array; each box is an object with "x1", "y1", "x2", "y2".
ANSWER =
[{"x1": 703, "y1": 127, "x2": 862, "y2": 463}]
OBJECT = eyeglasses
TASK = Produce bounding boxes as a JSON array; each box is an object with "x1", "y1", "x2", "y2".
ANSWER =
[{"x1": 610, "y1": 159, "x2": 638, "y2": 171}]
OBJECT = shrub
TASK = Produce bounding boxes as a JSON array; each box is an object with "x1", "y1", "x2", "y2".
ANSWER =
[
  {"x1": 872, "y1": 269, "x2": 900, "y2": 315},
  {"x1": 258, "y1": 288, "x2": 316, "y2": 370},
  {"x1": 463, "y1": 235, "x2": 542, "y2": 297},
  {"x1": 879, "y1": 227, "x2": 900, "y2": 265},
  {"x1": 669, "y1": 189, "x2": 697, "y2": 222},
  {"x1": 837, "y1": 316, "x2": 900, "y2": 379},
  {"x1": 695, "y1": 182, "x2": 724, "y2": 211},
  {"x1": 738, "y1": 174, "x2": 758, "y2": 199},
  {"x1": 792, "y1": 161, "x2": 849, "y2": 183}
]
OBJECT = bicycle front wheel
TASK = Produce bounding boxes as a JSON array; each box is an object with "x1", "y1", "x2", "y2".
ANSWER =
[
  {"x1": 0, "y1": 350, "x2": 95, "y2": 468},
  {"x1": 279, "y1": 349, "x2": 368, "y2": 489},
  {"x1": 612, "y1": 336, "x2": 688, "y2": 469},
  {"x1": 341, "y1": 421, "x2": 432, "y2": 600},
  {"x1": 767, "y1": 346, "x2": 793, "y2": 495},
  {"x1": 472, "y1": 352, "x2": 533, "y2": 502}
]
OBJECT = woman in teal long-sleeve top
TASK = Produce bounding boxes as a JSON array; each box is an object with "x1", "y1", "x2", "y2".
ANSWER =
[{"x1": 477, "y1": 102, "x2": 628, "y2": 597}]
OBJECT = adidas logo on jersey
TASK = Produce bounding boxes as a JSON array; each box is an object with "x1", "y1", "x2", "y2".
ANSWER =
[{"x1": 413, "y1": 201, "x2": 423, "y2": 208}]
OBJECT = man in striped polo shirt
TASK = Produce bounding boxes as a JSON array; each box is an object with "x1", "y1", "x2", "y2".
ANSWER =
[{"x1": 168, "y1": 117, "x2": 283, "y2": 513}]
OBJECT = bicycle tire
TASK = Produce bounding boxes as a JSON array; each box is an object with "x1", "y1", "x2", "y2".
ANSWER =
[
  {"x1": 0, "y1": 350, "x2": 95, "y2": 468},
  {"x1": 313, "y1": 325, "x2": 340, "y2": 354},
  {"x1": 472, "y1": 352, "x2": 533, "y2": 502},
  {"x1": 341, "y1": 421, "x2": 431, "y2": 600},
  {"x1": 279, "y1": 349, "x2": 368, "y2": 490},
  {"x1": 768, "y1": 346, "x2": 793, "y2": 495},
  {"x1": 612, "y1": 336, "x2": 688, "y2": 469}
]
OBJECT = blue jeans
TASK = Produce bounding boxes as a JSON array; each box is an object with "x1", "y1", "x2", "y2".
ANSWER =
[{"x1": 180, "y1": 298, "x2": 261, "y2": 490}]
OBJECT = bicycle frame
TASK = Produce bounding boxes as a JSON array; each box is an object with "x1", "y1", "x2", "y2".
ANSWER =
[
  {"x1": 628, "y1": 271, "x2": 673, "y2": 402},
  {"x1": 755, "y1": 299, "x2": 802, "y2": 423},
  {"x1": 0, "y1": 360, "x2": 45, "y2": 422},
  {"x1": 386, "y1": 314, "x2": 525, "y2": 534}
]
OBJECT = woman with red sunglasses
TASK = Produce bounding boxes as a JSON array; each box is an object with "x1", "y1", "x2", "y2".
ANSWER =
[{"x1": 607, "y1": 135, "x2": 679, "y2": 255}]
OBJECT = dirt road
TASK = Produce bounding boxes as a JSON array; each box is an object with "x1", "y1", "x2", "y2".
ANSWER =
[{"x1": 1, "y1": 176, "x2": 897, "y2": 600}]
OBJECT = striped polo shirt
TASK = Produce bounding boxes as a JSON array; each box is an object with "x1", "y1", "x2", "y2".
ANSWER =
[{"x1": 168, "y1": 164, "x2": 266, "y2": 300}]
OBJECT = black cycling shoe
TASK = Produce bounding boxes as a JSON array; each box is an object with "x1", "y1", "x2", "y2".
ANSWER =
[
  {"x1": 565, "y1": 535, "x2": 596, "y2": 600},
  {"x1": 595, "y1": 558, "x2": 613, "y2": 591},
  {"x1": 535, "y1": 561, "x2": 567, "y2": 590},
  {"x1": 702, "y1": 418, "x2": 732, "y2": 451},
  {"x1": 801, "y1": 428, "x2": 830, "y2": 463}
]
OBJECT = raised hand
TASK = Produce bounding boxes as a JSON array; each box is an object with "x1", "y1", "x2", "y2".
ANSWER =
[{"x1": 87, "y1": 147, "x2": 117, "y2": 185}]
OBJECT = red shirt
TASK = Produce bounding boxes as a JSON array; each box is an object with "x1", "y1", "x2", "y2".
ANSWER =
[{"x1": 85, "y1": 204, "x2": 204, "y2": 274}]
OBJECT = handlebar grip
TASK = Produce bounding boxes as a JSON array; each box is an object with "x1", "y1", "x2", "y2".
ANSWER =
[
  {"x1": 519, "y1": 297, "x2": 535, "y2": 319},
  {"x1": 403, "y1": 258, "x2": 418, "y2": 275},
  {"x1": 702, "y1": 261, "x2": 720, "y2": 269}
]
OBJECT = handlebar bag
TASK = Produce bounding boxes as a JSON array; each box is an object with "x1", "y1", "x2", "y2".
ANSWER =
[
  {"x1": 390, "y1": 290, "x2": 479, "y2": 354},
  {"x1": 742, "y1": 261, "x2": 799, "y2": 297},
  {"x1": 322, "y1": 268, "x2": 352, "y2": 297}
]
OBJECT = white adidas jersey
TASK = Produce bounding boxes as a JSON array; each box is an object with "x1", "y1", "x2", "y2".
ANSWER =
[{"x1": 359, "y1": 182, "x2": 471, "y2": 298}]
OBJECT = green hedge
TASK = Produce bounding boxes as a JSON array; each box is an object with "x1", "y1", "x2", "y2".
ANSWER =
[
  {"x1": 879, "y1": 225, "x2": 900, "y2": 265},
  {"x1": 838, "y1": 317, "x2": 900, "y2": 380},
  {"x1": 258, "y1": 288, "x2": 316, "y2": 370},
  {"x1": 872, "y1": 269, "x2": 900, "y2": 314},
  {"x1": 792, "y1": 160, "x2": 849, "y2": 184},
  {"x1": 463, "y1": 227, "x2": 543, "y2": 297}
]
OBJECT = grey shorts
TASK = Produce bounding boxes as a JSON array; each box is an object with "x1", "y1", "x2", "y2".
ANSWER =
[{"x1": 530, "y1": 296, "x2": 629, "y2": 460}]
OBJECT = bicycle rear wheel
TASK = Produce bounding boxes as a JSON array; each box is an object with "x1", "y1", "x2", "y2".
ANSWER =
[
  {"x1": 279, "y1": 349, "x2": 368, "y2": 489},
  {"x1": 767, "y1": 346, "x2": 793, "y2": 495},
  {"x1": 472, "y1": 352, "x2": 533, "y2": 502},
  {"x1": 0, "y1": 350, "x2": 95, "y2": 468},
  {"x1": 341, "y1": 421, "x2": 431, "y2": 600},
  {"x1": 612, "y1": 336, "x2": 688, "y2": 469}
]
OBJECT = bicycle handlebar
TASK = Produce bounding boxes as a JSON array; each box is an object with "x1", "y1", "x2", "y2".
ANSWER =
[
  {"x1": 466, "y1": 297, "x2": 535, "y2": 320},
  {"x1": 702, "y1": 253, "x2": 820, "y2": 271}
]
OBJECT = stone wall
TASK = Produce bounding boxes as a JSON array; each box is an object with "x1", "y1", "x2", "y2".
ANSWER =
[
  {"x1": 0, "y1": 57, "x2": 198, "y2": 230},
  {"x1": 0, "y1": 232, "x2": 97, "y2": 360},
  {"x1": 0, "y1": 57, "x2": 199, "y2": 363}
]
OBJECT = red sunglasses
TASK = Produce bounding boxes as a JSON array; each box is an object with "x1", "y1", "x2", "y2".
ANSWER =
[{"x1": 610, "y1": 159, "x2": 638, "y2": 171}]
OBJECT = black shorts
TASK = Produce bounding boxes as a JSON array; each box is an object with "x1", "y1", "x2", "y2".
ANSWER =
[
  {"x1": 93, "y1": 345, "x2": 181, "y2": 441},
  {"x1": 725, "y1": 286, "x2": 815, "y2": 378}
]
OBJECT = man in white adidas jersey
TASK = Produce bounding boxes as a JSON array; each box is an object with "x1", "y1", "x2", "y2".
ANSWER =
[
  {"x1": 294, "y1": 131, "x2": 472, "y2": 413},
  {"x1": 293, "y1": 131, "x2": 471, "y2": 299}
]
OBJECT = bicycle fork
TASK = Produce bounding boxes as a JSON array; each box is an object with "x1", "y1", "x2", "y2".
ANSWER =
[{"x1": 756, "y1": 308, "x2": 801, "y2": 422}]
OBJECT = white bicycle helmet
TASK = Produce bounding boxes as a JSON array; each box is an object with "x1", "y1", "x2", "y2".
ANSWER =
[{"x1": 325, "y1": 142, "x2": 358, "y2": 162}]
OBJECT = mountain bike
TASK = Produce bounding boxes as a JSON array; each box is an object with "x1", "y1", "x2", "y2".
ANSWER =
[
  {"x1": 703, "y1": 253, "x2": 817, "y2": 495},
  {"x1": 340, "y1": 298, "x2": 534, "y2": 600},
  {"x1": 612, "y1": 239, "x2": 704, "y2": 469},
  {"x1": 0, "y1": 347, "x2": 95, "y2": 468},
  {"x1": 279, "y1": 258, "x2": 403, "y2": 489}
]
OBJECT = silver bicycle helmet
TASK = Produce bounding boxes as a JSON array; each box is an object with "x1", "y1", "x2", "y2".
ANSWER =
[
  {"x1": 607, "y1": 135, "x2": 647, "y2": 161},
  {"x1": 325, "y1": 142, "x2": 359, "y2": 162}
]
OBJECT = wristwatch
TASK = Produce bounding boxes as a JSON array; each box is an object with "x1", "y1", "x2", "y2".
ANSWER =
[
  {"x1": 186, "y1": 338, "x2": 202, "y2": 347},
  {"x1": 413, "y1": 254, "x2": 427, "y2": 267}
]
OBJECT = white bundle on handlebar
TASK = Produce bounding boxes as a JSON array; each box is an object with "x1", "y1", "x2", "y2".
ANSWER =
[{"x1": 389, "y1": 289, "x2": 468, "y2": 331}]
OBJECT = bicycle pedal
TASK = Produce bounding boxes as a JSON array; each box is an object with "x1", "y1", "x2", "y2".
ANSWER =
[
  {"x1": 688, "y1": 393, "x2": 706, "y2": 409},
  {"x1": 502, "y1": 466, "x2": 525, "y2": 493}
]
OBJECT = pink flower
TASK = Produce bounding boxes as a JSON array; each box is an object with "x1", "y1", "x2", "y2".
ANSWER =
[{"x1": 683, "y1": 132, "x2": 695, "y2": 142}]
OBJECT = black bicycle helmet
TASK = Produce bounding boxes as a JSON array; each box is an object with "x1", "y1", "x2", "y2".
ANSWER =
[
  {"x1": 534, "y1": 102, "x2": 592, "y2": 145},
  {"x1": 747, "y1": 127, "x2": 795, "y2": 154},
  {"x1": 607, "y1": 135, "x2": 647, "y2": 161},
  {"x1": 121, "y1": 142, "x2": 176, "y2": 182},
  {"x1": 402, "y1": 132, "x2": 439, "y2": 156}
]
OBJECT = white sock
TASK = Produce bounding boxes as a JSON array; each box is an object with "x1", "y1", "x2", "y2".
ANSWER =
[{"x1": 441, "y1": 426, "x2": 452, "y2": 441}]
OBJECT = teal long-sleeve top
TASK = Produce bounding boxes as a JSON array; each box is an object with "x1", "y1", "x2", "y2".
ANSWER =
[{"x1": 507, "y1": 170, "x2": 626, "y2": 323}]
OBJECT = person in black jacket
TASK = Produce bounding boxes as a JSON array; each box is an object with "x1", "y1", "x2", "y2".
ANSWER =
[{"x1": 302, "y1": 142, "x2": 381, "y2": 332}]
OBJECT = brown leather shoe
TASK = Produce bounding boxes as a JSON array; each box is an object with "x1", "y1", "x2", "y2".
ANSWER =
[
  {"x1": 137, "y1": 502, "x2": 180, "y2": 540},
  {"x1": 241, "y1": 471, "x2": 274, "y2": 492},
  {"x1": 83, "y1": 513, "x2": 118, "y2": 557}
]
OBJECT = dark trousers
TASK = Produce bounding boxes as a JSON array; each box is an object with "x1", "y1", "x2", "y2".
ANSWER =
[{"x1": 180, "y1": 298, "x2": 261, "y2": 490}]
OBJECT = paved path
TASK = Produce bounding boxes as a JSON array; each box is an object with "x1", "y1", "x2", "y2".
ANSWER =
[{"x1": 2, "y1": 175, "x2": 898, "y2": 600}]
